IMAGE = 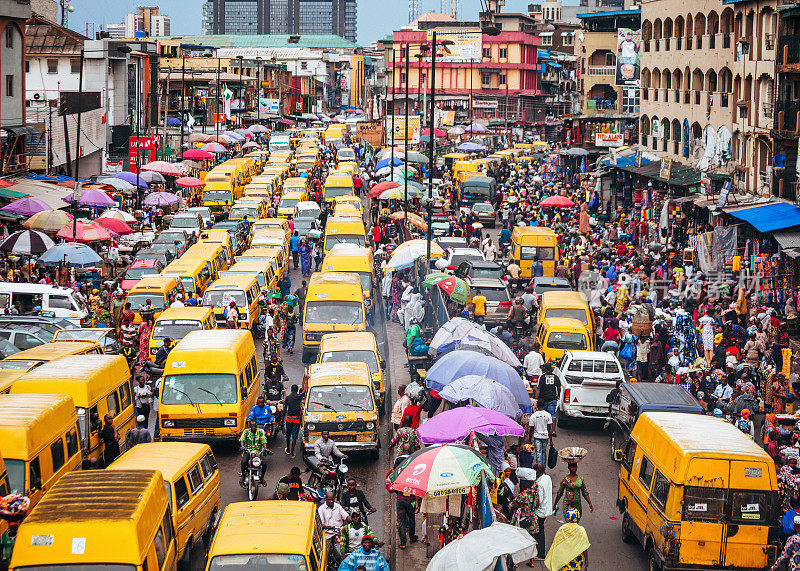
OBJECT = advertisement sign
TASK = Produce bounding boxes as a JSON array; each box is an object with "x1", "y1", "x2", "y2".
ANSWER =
[
  {"x1": 128, "y1": 135, "x2": 157, "y2": 173},
  {"x1": 615, "y1": 28, "x2": 641, "y2": 87},
  {"x1": 259, "y1": 98, "x2": 280, "y2": 114},
  {"x1": 387, "y1": 116, "x2": 421, "y2": 143},
  {"x1": 425, "y1": 29, "x2": 482, "y2": 62},
  {"x1": 659, "y1": 157, "x2": 673, "y2": 181},
  {"x1": 356, "y1": 120, "x2": 384, "y2": 147},
  {"x1": 594, "y1": 133, "x2": 624, "y2": 147},
  {"x1": 473, "y1": 99, "x2": 499, "y2": 109}
]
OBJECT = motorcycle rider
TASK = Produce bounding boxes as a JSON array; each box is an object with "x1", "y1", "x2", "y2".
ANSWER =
[
  {"x1": 264, "y1": 353, "x2": 289, "y2": 388},
  {"x1": 314, "y1": 430, "x2": 347, "y2": 467},
  {"x1": 340, "y1": 477, "x2": 377, "y2": 519},
  {"x1": 507, "y1": 297, "x2": 528, "y2": 334},
  {"x1": 283, "y1": 384, "x2": 305, "y2": 458},
  {"x1": 153, "y1": 337, "x2": 173, "y2": 367},
  {"x1": 248, "y1": 396, "x2": 276, "y2": 438},
  {"x1": 276, "y1": 466, "x2": 304, "y2": 500},
  {"x1": 240, "y1": 418, "x2": 270, "y2": 486}
]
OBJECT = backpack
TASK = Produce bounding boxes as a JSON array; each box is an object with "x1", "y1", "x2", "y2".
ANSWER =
[{"x1": 735, "y1": 418, "x2": 750, "y2": 434}]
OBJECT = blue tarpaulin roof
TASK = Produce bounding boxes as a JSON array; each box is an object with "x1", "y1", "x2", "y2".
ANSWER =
[
  {"x1": 600, "y1": 155, "x2": 657, "y2": 168},
  {"x1": 728, "y1": 203, "x2": 800, "y2": 233}
]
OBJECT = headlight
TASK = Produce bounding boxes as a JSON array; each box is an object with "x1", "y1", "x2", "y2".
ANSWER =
[
  {"x1": 224, "y1": 418, "x2": 237, "y2": 426},
  {"x1": 307, "y1": 423, "x2": 316, "y2": 432},
  {"x1": 251, "y1": 456, "x2": 261, "y2": 467},
  {"x1": 162, "y1": 420, "x2": 174, "y2": 428},
  {"x1": 366, "y1": 422, "x2": 374, "y2": 430}
]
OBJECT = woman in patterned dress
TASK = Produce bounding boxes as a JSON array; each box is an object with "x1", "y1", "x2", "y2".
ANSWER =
[{"x1": 554, "y1": 462, "x2": 594, "y2": 517}]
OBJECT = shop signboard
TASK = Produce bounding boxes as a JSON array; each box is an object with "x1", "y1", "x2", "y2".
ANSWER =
[
  {"x1": 357, "y1": 120, "x2": 384, "y2": 147},
  {"x1": 594, "y1": 133, "x2": 624, "y2": 147},
  {"x1": 425, "y1": 29, "x2": 482, "y2": 62}
]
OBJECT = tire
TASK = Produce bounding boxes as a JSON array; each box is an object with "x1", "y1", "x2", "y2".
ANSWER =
[
  {"x1": 556, "y1": 409, "x2": 570, "y2": 428},
  {"x1": 248, "y1": 477, "x2": 259, "y2": 501},
  {"x1": 610, "y1": 426, "x2": 622, "y2": 460},
  {"x1": 302, "y1": 349, "x2": 313, "y2": 364},
  {"x1": 621, "y1": 514, "x2": 635, "y2": 544},
  {"x1": 648, "y1": 548, "x2": 662, "y2": 571},
  {"x1": 178, "y1": 538, "x2": 192, "y2": 570}
]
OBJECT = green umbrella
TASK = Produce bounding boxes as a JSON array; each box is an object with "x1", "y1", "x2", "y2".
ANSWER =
[{"x1": 423, "y1": 272, "x2": 451, "y2": 288}]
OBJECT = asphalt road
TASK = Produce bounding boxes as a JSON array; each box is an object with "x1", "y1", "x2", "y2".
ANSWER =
[{"x1": 188, "y1": 259, "x2": 393, "y2": 570}]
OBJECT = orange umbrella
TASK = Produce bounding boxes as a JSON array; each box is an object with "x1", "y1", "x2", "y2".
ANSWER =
[{"x1": 56, "y1": 221, "x2": 112, "y2": 242}]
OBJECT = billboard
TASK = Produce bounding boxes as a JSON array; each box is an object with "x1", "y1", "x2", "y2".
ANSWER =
[
  {"x1": 425, "y1": 29, "x2": 482, "y2": 62},
  {"x1": 259, "y1": 97, "x2": 280, "y2": 114},
  {"x1": 356, "y1": 121, "x2": 384, "y2": 147},
  {"x1": 387, "y1": 116, "x2": 421, "y2": 143},
  {"x1": 594, "y1": 133, "x2": 624, "y2": 147},
  {"x1": 615, "y1": 28, "x2": 641, "y2": 87}
]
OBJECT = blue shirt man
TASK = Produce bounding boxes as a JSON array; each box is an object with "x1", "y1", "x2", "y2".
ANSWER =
[
  {"x1": 290, "y1": 234, "x2": 301, "y2": 252},
  {"x1": 533, "y1": 260, "x2": 544, "y2": 278},
  {"x1": 248, "y1": 398, "x2": 275, "y2": 425}
]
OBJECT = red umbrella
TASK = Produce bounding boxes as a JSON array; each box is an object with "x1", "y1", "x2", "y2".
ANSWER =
[
  {"x1": 368, "y1": 181, "x2": 400, "y2": 198},
  {"x1": 280, "y1": 118, "x2": 296, "y2": 125},
  {"x1": 56, "y1": 221, "x2": 113, "y2": 242},
  {"x1": 421, "y1": 128, "x2": 447, "y2": 138},
  {"x1": 94, "y1": 217, "x2": 133, "y2": 235},
  {"x1": 182, "y1": 148, "x2": 213, "y2": 160},
  {"x1": 175, "y1": 176, "x2": 205, "y2": 188},
  {"x1": 0, "y1": 180, "x2": 14, "y2": 188},
  {"x1": 539, "y1": 195, "x2": 575, "y2": 208}
]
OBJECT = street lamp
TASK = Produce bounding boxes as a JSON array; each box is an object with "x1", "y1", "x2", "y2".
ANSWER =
[{"x1": 70, "y1": 44, "x2": 132, "y2": 240}]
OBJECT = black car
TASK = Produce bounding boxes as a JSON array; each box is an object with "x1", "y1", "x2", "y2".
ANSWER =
[
  {"x1": 607, "y1": 383, "x2": 704, "y2": 460},
  {"x1": 454, "y1": 260, "x2": 504, "y2": 281},
  {"x1": 0, "y1": 315, "x2": 75, "y2": 335},
  {"x1": 530, "y1": 277, "x2": 572, "y2": 296}
]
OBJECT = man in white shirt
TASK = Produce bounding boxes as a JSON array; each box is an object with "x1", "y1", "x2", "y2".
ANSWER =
[
  {"x1": 483, "y1": 239, "x2": 497, "y2": 262},
  {"x1": 713, "y1": 381, "x2": 734, "y2": 409},
  {"x1": 527, "y1": 401, "x2": 554, "y2": 467},
  {"x1": 170, "y1": 294, "x2": 185, "y2": 308},
  {"x1": 318, "y1": 493, "x2": 350, "y2": 564},
  {"x1": 533, "y1": 463, "x2": 553, "y2": 559},
  {"x1": 523, "y1": 346, "x2": 544, "y2": 380}
]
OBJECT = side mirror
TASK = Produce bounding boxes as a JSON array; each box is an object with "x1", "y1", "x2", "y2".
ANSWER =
[
  {"x1": 613, "y1": 450, "x2": 624, "y2": 463},
  {"x1": 241, "y1": 387, "x2": 248, "y2": 400},
  {"x1": 380, "y1": 359, "x2": 386, "y2": 370}
]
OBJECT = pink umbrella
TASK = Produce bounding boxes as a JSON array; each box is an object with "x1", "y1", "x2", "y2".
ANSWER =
[
  {"x1": 539, "y1": 195, "x2": 575, "y2": 208},
  {"x1": 141, "y1": 161, "x2": 181, "y2": 176},
  {"x1": 57, "y1": 221, "x2": 113, "y2": 242},
  {"x1": 175, "y1": 176, "x2": 205, "y2": 188},
  {"x1": 62, "y1": 188, "x2": 116, "y2": 208},
  {"x1": 182, "y1": 148, "x2": 214, "y2": 160},
  {"x1": 94, "y1": 217, "x2": 133, "y2": 235},
  {"x1": 202, "y1": 142, "x2": 227, "y2": 154},
  {"x1": 421, "y1": 128, "x2": 447, "y2": 138}
]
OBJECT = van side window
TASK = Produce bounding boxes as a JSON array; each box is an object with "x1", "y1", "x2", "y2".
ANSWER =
[
  {"x1": 29, "y1": 457, "x2": 42, "y2": 491},
  {"x1": 107, "y1": 391, "x2": 120, "y2": 417},
  {"x1": 205, "y1": 451, "x2": 218, "y2": 472},
  {"x1": 244, "y1": 360, "x2": 254, "y2": 387},
  {"x1": 153, "y1": 527, "x2": 166, "y2": 568},
  {"x1": 49, "y1": 295, "x2": 75, "y2": 310},
  {"x1": 683, "y1": 486, "x2": 726, "y2": 521},
  {"x1": 309, "y1": 548, "x2": 319, "y2": 571},
  {"x1": 119, "y1": 382, "x2": 132, "y2": 410},
  {"x1": 651, "y1": 470, "x2": 670, "y2": 509},
  {"x1": 161, "y1": 511, "x2": 175, "y2": 549},
  {"x1": 66, "y1": 427, "x2": 79, "y2": 458},
  {"x1": 174, "y1": 476, "x2": 191, "y2": 510},
  {"x1": 90, "y1": 405, "x2": 100, "y2": 433},
  {"x1": 187, "y1": 464, "x2": 204, "y2": 492},
  {"x1": 638, "y1": 455, "x2": 654, "y2": 490},
  {"x1": 250, "y1": 356, "x2": 258, "y2": 386},
  {"x1": 199, "y1": 454, "x2": 215, "y2": 481},
  {"x1": 50, "y1": 438, "x2": 66, "y2": 472}
]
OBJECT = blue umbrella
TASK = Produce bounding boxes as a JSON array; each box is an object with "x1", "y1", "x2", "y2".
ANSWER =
[
  {"x1": 425, "y1": 351, "x2": 531, "y2": 412},
  {"x1": 38, "y1": 242, "x2": 102, "y2": 268},
  {"x1": 457, "y1": 142, "x2": 486, "y2": 152},
  {"x1": 165, "y1": 117, "x2": 181, "y2": 126},
  {"x1": 110, "y1": 171, "x2": 148, "y2": 189},
  {"x1": 222, "y1": 131, "x2": 244, "y2": 142},
  {"x1": 375, "y1": 157, "x2": 404, "y2": 171}
]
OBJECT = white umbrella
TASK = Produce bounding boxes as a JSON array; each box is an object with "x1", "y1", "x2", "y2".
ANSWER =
[
  {"x1": 99, "y1": 208, "x2": 136, "y2": 223},
  {"x1": 386, "y1": 240, "x2": 443, "y2": 270},
  {"x1": 427, "y1": 522, "x2": 537, "y2": 571},
  {"x1": 430, "y1": 317, "x2": 522, "y2": 368},
  {"x1": 438, "y1": 375, "x2": 521, "y2": 418}
]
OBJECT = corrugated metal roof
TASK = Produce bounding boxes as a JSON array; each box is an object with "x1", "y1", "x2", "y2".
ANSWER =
[
  {"x1": 576, "y1": 9, "x2": 641, "y2": 18},
  {"x1": 773, "y1": 230, "x2": 800, "y2": 251},
  {"x1": 25, "y1": 17, "x2": 87, "y2": 55},
  {"x1": 156, "y1": 34, "x2": 359, "y2": 50},
  {"x1": 728, "y1": 203, "x2": 800, "y2": 233}
]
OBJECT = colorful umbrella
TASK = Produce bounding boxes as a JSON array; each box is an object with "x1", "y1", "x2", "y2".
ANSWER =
[
  {"x1": 143, "y1": 192, "x2": 180, "y2": 207},
  {"x1": 109, "y1": 171, "x2": 148, "y2": 189},
  {"x1": 375, "y1": 157, "x2": 405, "y2": 171},
  {"x1": 416, "y1": 406, "x2": 524, "y2": 444},
  {"x1": 138, "y1": 171, "x2": 165, "y2": 185},
  {"x1": 1, "y1": 197, "x2": 51, "y2": 216},
  {"x1": 387, "y1": 240, "x2": 444, "y2": 270},
  {"x1": 539, "y1": 195, "x2": 575, "y2": 208},
  {"x1": 38, "y1": 242, "x2": 102, "y2": 268},
  {"x1": 377, "y1": 188, "x2": 404, "y2": 201},
  {"x1": 389, "y1": 211, "x2": 427, "y2": 231},
  {"x1": 182, "y1": 148, "x2": 213, "y2": 160},
  {"x1": 99, "y1": 177, "x2": 136, "y2": 191},
  {"x1": 427, "y1": 522, "x2": 537, "y2": 571},
  {"x1": 24, "y1": 210, "x2": 72, "y2": 232},
  {"x1": 187, "y1": 133, "x2": 213, "y2": 144},
  {"x1": 389, "y1": 444, "x2": 495, "y2": 497},
  {"x1": 202, "y1": 142, "x2": 227, "y2": 154},
  {"x1": 141, "y1": 161, "x2": 181, "y2": 176},
  {"x1": 56, "y1": 221, "x2": 113, "y2": 242},
  {"x1": 422, "y1": 272, "x2": 451, "y2": 288},
  {"x1": 367, "y1": 181, "x2": 399, "y2": 198},
  {"x1": 0, "y1": 229, "x2": 55, "y2": 255},
  {"x1": 94, "y1": 217, "x2": 133, "y2": 235},
  {"x1": 421, "y1": 127, "x2": 447, "y2": 138},
  {"x1": 62, "y1": 188, "x2": 116, "y2": 208},
  {"x1": 435, "y1": 276, "x2": 469, "y2": 305},
  {"x1": 98, "y1": 208, "x2": 136, "y2": 223},
  {"x1": 249, "y1": 124, "x2": 269, "y2": 133},
  {"x1": 175, "y1": 176, "x2": 205, "y2": 188},
  {"x1": 394, "y1": 239, "x2": 444, "y2": 257}
]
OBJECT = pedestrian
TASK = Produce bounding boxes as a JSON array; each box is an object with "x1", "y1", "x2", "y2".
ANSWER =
[
  {"x1": 381, "y1": 270, "x2": 393, "y2": 320},
  {"x1": 771, "y1": 514, "x2": 800, "y2": 571},
  {"x1": 393, "y1": 445, "x2": 419, "y2": 550},
  {"x1": 337, "y1": 535, "x2": 390, "y2": 571},
  {"x1": 225, "y1": 301, "x2": 239, "y2": 329},
  {"x1": 100, "y1": 413, "x2": 121, "y2": 466},
  {"x1": 390, "y1": 384, "x2": 411, "y2": 431},
  {"x1": 290, "y1": 230, "x2": 301, "y2": 269},
  {"x1": 554, "y1": 460, "x2": 594, "y2": 517},
  {"x1": 132, "y1": 376, "x2": 153, "y2": 429},
  {"x1": 544, "y1": 507, "x2": 590, "y2": 571},
  {"x1": 126, "y1": 414, "x2": 153, "y2": 448},
  {"x1": 299, "y1": 239, "x2": 311, "y2": 277},
  {"x1": 533, "y1": 462, "x2": 553, "y2": 560},
  {"x1": 699, "y1": 308, "x2": 717, "y2": 367},
  {"x1": 283, "y1": 384, "x2": 304, "y2": 458},
  {"x1": 528, "y1": 400, "x2": 554, "y2": 467},
  {"x1": 512, "y1": 481, "x2": 541, "y2": 566}
]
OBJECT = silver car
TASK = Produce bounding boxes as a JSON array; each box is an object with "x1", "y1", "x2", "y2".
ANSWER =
[{"x1": 466, "y1": 277, "x2": 511, "y2": 326}]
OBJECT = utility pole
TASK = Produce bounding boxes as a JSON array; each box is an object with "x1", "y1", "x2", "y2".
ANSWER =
[
  {"x1": 425, "y1": 32, "x2": 437, "y2": 265},
  {"x1": 179, "y1": 46, "x2": 186, "y2": 158},
  {"x1": 390, "y1": 48, "x2": 396, "y2": 180},
  {"x1": 216, "y1": 53, "x2": 221, "y2": 139},
  {"x1": 403, "y1": 44, "x2": 410, "y2": 223}
]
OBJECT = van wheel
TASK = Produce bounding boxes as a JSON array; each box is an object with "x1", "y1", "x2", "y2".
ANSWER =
[
  {"x1": 301, "y1": 349, "x2": 312, "y2": 364},
  {"x1": 648, "y1": 548, "x2": 662, "y2": 571},
  {"x1": 556, "y1": 409, "x2": 570, "y2": 428},
  {"x1": 178, "y1": 538, "x2": 192, "y2": 570},
  {"x1": 610, "y1": 426, "x2": 621, "y2": 460},
  {"x1": 202, "y1": 510, "x2": 216, "y2": 545},
  {"x1": 621, "y1": 514, "x2": 635, "y2": 544}
]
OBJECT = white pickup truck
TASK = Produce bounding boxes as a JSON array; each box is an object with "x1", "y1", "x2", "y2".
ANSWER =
[{"x1": 554, "y1": 350, "x2": 624, "y2": 427}]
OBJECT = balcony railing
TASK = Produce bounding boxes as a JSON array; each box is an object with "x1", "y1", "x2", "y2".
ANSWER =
[
  {"x1": 775, "y1": 99, "x2": 800, "y2": 132},
  {"x1": 587, "y1": 65, "x2": 616, "y2": 76},
  {"x1": 1, "y1": 154, "x2": 28, "y2": 175}
]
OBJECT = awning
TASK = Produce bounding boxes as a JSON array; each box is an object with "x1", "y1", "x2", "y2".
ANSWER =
[
  {"x1": 538, "y1": 32, "x2": 554, "y2": 37},
  {"x1": 547, "y1": 62, "x2": 562, "y2": 68},
  {"x1": 2, "y1": 179, "x2": 71, "y2": 210},
  {"x1": 2, "y1": 125, "x2": 42, "y2": 137},
  {"x1": 772, "y1": 230, "x2": 800, "y2": 251},
  {"x1": 727, "y1": 202, "x2": 800, "y2": 233}
]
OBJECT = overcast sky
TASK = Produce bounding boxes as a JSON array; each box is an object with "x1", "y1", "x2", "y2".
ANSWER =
[{"x1": 68, "y1": 0, "x2": 553, "y2": 46}]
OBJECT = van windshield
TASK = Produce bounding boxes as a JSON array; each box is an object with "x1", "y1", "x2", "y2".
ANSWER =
[
  {"x1": 153, "y1": 319, "x2": 203, "y2": 340},
  {"x1": 5, "y1": 458, "x2": 23, "y2": 493},
  {"x1": 307, "y1": 384, "x2": 374, "y2": 412},
  {"x1": 204, "y1": 190, "x2": 233, "y2": 202},
  {"x1": 544, "y1": 308, "x2": 588, "y2": 325},
  {"x1": 127, "y1": 294, "x2": 166, "y2": 312},
  {"x1": 305, "y1": 301, "x2": 363, "y2": 324},
  {"x1": 124, "y1": 267, "x2": 158, "y2": 281},
  {"x1": 321, "y1": 350, "x2": 379, "y2": 374},
  {"x1": 17, "y1": 566, "x2": 135, "y2": 570},
  {"x1": 324, "y1": 235, "x2": 365, "y2": 250},
  {"x1": 208, "y1": 554, "x2": 308, "y2": 570},
  {"x1": 279, "y1": 198, "x2": 300, "y2": 209},
  {"x1": 203, "y1": 290, "x2": 247, "y2": 308},
  {"x1": 548, "y1": 332, "x2": 587, "y2": 350},
  {"x1": 162, "y1": 374, "x2": 238, "y2": 405},
  {"x1": 324, "y1": 186, "x2": 353, "y2": 200},
  {"x1": 0, "y1": 359, "x2": 38, "y2": 370}
]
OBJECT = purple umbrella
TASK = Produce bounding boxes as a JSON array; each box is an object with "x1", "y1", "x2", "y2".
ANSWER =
[
  {"x1": 143, "y1": 191, "x2": 180, "y2": 207},
  {"x1": 110, "y1": 171, "x2": 148, "y2": 188},
  {"x1": 1, "y1": 197, "x2": 51, "y2": 216},
  {"x1": 416, "y1": 406, "x2": 525, "y2": 444},
  {"x1": 62, "y1": 188, "x2": 116, "y2": 208}
]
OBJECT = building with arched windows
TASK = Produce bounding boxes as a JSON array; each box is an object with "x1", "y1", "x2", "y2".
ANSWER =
[
  {"x1": 0, "y1": 0, "x2": 33, "y2": 175},
  {"x1": 639, "y1": 0, "x2": 777, "y2": 197}
]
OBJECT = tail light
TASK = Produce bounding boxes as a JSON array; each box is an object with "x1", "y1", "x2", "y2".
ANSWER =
[
  {"x1": 447, "y1": 265, "x2": 457, "y2": 270},
  {"x1": 499, "y1": 301, "x2": 512, "y2": 307},
  {"x1": 563, "y1": 387, "x2": 571, "y2": 403}
]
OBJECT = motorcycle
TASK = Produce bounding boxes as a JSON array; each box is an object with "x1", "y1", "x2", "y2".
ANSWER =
[
  {"x1": 142, "y1": 360, "x2": 164, "y2": 382},
  {"x1": 303, "y1": 455, "x2": 349, "y2": 499},
  {"x1": 240, "y1": 453, "x2": 264, "y2": 500}
]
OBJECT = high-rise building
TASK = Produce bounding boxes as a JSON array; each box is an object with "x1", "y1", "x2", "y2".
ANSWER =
[
  {"x1": 103, "y1": 5, "x2": 170, "y2": 38},
  {"x1": 203, "y1": 0, "x2": 356, "y2": 42}
]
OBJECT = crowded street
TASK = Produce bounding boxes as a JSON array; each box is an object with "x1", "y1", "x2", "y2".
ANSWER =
[{"x1": 2, "y1": 1, "x2": 800, "y2": 570}]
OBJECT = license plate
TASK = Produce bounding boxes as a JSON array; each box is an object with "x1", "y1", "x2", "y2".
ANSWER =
[
  {"x1": 356, "y1": 434, "x2": 372, "y2": 442},
  {"x1": 591, "y1": 407, "x2": 607, "y2": 413}
]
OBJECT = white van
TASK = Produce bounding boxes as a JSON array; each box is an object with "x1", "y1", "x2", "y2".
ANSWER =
[{"x1": 0, "y1": 283, "x2": 89, "y2": 325}]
